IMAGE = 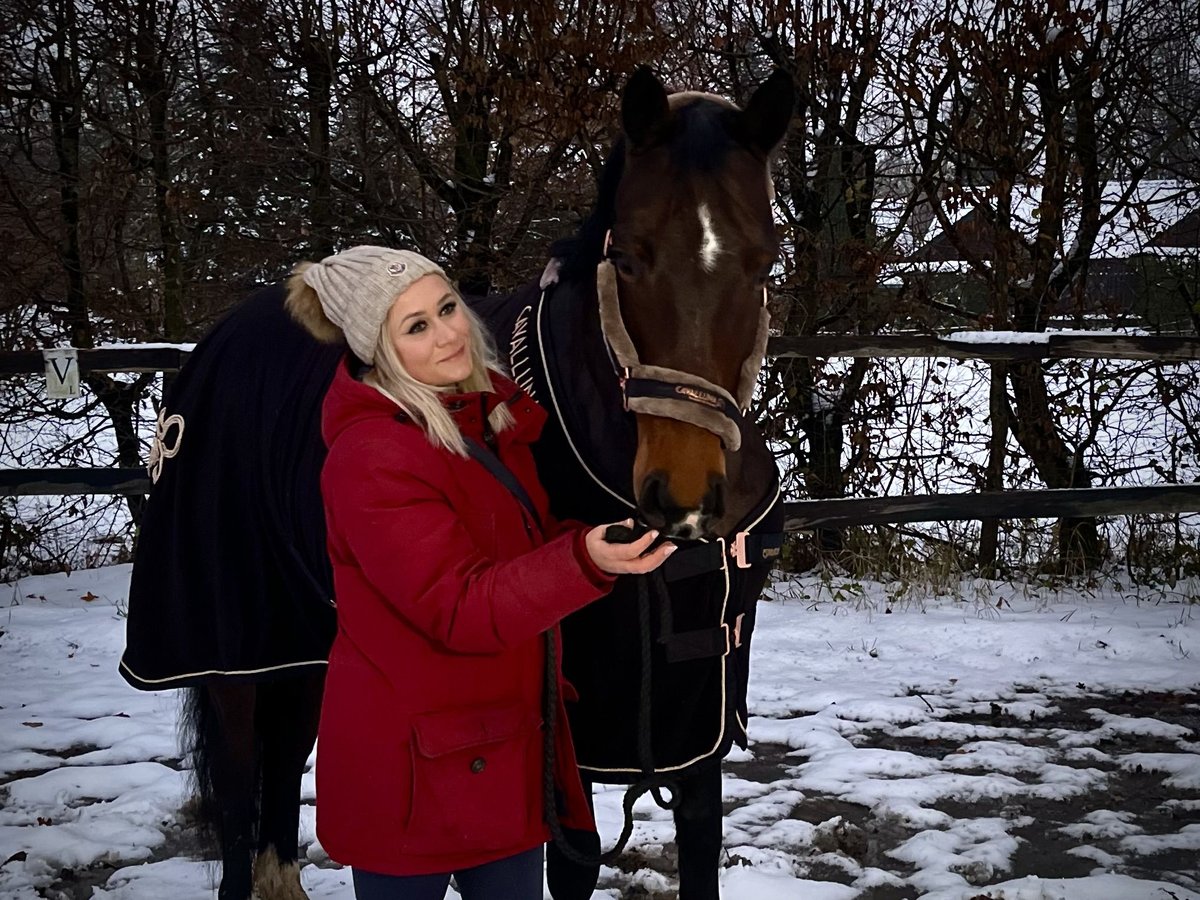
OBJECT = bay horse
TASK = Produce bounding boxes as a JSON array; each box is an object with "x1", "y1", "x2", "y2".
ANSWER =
[{"x1": 119, "y1": 67, "x2": 793, "y2": 900}]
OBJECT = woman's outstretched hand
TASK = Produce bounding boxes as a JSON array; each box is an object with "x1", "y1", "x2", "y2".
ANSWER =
[{"x1": 585, "y1": 519, "x2": 676, "y2": 575}]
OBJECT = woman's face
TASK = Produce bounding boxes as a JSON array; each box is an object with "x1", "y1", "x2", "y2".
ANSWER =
[{"x1": 385, "y1": 274, "x2": 474, "y2": 387}]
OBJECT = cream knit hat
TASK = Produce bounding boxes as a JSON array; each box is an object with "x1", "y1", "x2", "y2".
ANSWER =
[{"x1": 297, "y1": 246, "x2": 447, "y2": 362}]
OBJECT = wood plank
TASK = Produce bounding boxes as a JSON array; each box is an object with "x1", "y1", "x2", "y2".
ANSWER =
[
  {"x1": 767, "y1": 333, "x2": 1200, "y2": 362},
  {"x1": 7, "y1": 470, "x2": 1200, "y2": 531},
  {"x1": 0, "y1": 347, "x2": 190, "y2": 376},
  {"x1": 784, "y1": 485, "x2": 1200, "y2": 530},
  {"x1": 0, "y1": 468, "x2": 150, "y2": 496},
  {"x1": 3, "y1": 335, "x2": 1198, "y2": 378}
]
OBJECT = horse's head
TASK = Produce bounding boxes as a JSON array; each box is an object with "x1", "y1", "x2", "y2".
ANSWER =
[{"x1": 606, "y1": 68, "x2": 793, "y2": 538}]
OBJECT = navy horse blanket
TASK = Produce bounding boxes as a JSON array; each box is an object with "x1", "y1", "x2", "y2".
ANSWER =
[
  {"x1": 120, "y1": 285, "x2": 338, "y2": 689},
  {"x1": 121, "y1": 274, "x2": 780, "y2": 779},
  {"x1": 477, "y1": 278, "x2": 782, "y2": 778}
]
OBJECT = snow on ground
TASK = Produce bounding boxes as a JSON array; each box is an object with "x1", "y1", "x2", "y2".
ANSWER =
[{"x1": 1, "y1": 566, "x2": 1197, "y2": 899}]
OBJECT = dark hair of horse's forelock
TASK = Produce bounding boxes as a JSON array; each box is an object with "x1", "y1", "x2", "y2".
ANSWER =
[{"x1": 549, "y1": 98, "x2": 744, "y2": 282}]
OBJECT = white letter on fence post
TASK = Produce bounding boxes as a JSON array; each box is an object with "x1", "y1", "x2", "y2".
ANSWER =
[{"x1": 44, "y1": 348, "x2": 80, "y2": 399}]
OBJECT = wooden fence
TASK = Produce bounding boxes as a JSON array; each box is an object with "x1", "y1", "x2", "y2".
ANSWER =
[{"x1": 3, "y1": 335, "x2": 1199, "y2": 528}]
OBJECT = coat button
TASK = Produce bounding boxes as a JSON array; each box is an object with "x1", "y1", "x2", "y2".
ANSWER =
[{"x1": 470, "y1": 757, "x2": 486, "y2": 774}]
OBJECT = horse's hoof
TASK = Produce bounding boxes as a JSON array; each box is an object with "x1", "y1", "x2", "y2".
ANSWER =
[{"x1": 252, "y1": 846, "x2": 308, "y2": 900}]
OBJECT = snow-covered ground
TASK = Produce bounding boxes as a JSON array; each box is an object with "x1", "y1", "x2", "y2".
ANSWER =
[{"x1": 1, "y1": 566, "x2": 1197, "y2": 899}]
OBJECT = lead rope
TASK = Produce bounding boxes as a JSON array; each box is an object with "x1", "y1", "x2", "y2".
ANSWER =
[{"x1": 542, "y1": 569, "x2": 681, "y2": 867}]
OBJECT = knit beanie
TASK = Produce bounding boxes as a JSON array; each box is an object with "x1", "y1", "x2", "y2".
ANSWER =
[{"x1": 296, "y1": 246, "x2": 447, "y2": 362}]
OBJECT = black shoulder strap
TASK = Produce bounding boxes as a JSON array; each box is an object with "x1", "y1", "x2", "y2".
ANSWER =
[{"x1": 463, "y1": 436, "x2": 544, "y2": 535}]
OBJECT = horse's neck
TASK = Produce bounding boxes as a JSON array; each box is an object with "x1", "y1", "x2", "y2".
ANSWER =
[
  {"x1": 553, "y1": 280, "x2": 620, "y2": 399},
  {"x1": 718, "y1": 422, "x2": 779, "y2": 534},
  {"x1": 530, "y1": 277, "x2": 639, "y2": 517}
]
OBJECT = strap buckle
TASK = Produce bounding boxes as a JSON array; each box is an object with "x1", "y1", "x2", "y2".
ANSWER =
[
  {"x1": 722, "y1": 613, "x2": 746, "y2": 654},
  {"x1": 729, "y1": 531, "x2": 752, "y2": 569}
]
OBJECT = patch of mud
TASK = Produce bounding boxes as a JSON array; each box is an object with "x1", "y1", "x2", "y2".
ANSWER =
[
  {"x1": 37, "y1": 691, "x2": 1200, "y2": 900},
  {"x1": 41, "y1": 825, "x2": 213, "y2": 900},
  {"x1": 728, "y1": 741, "x2": 796, "y2": 784},
  {"x1": 713, "y1": 690, "x2": 1200, "y2": 900}
]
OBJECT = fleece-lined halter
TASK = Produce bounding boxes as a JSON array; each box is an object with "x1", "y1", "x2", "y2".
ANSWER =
[{"x1": 595, "y1": 230, "x2": 771, "y2": 452}]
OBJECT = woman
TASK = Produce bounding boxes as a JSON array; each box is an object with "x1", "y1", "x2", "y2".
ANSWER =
[{"x1": 286, "y1": 245, "x2": 674, "y2": 899}]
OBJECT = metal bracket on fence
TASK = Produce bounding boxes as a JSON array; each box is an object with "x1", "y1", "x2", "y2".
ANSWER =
[{"x1": 43, "y1": 348, "x2": 80, "y2": 399}]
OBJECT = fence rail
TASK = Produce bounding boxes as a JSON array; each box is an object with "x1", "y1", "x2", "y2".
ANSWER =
[
  {"x1": 3, "y1": 338, "x2": 1200, "y2": 530},
  {"x1": 4, "y1": 469, "x2": 1198, "y2": 533},
  {"x1": 1, "y1": 333, "x2": 1199, "y2": 378},
  {"x1": 767, "y1": 333, "x2": 1200, "y2": 362},
  {"x1": 782, "y1": 485, "x2": 1200, "y2": 531},
  {"x1": 0, "y1": 346, "x2": 190, "y2": 376},
  {"x1": 1, "y1": 468, "x2": 150, "y2": 497}
]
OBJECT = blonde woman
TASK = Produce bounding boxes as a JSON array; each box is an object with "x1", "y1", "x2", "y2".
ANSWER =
[{"x1": 287, "y1": 245, "x2": 674, "y2": 899}]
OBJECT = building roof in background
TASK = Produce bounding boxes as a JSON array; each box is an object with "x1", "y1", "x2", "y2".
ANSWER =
[
  {"x1": 1148, "y1": 208, "x2": 1200, "y2": 249},
  {"x1": 909, "y1": 180, "x2": 1198, "y2": 262}
]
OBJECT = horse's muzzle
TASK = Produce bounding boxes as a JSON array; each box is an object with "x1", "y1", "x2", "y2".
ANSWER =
[{"x1": 638, "y1": 470, "x2": 726, "y2": 540}]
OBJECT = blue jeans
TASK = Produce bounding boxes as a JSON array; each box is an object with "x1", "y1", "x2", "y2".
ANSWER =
[{"x1": 352, "y1": 845, "x2": 545, "y2": 900}]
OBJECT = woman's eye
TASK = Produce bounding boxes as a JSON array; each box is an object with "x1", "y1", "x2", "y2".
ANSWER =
[
  {"x1": 440, "y1": 301, "x2": 457, "y2": 316},
  {"x1": 407, "y1": 320, "x2": 427, "y2": 335}
]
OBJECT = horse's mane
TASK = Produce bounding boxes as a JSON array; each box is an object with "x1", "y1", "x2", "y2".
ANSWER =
[
  {"x1": 550, "y1": 98, "x2": 740, "y2": 283},
  {"x1": 547, "y1": 135, "x2": 626, "y2": 282}
]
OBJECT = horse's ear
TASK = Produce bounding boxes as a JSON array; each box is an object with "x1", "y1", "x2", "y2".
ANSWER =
[
  {"x1": 621, "y1": 66, "x2": 670, "y2": 150},
  {"x1": 286, "y1": 262, "x2": 345, "y2": 345},
  {"x1": 737, "y1": 69, "x2": 795, "y2": 155}
]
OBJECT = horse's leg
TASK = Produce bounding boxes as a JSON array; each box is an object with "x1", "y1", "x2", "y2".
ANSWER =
[
  {"x1": 545, "y1": 777, "x2": 601, "y2": 900},
  {"x1": 189, "y1": 682, "x2": 260, "y2": 900},
  {"x1": 673, "y1": 761, "x2": 723, "y2": 900},
  {"x1": 252, "y1": 670, "x2": 325, "y2": 900}
]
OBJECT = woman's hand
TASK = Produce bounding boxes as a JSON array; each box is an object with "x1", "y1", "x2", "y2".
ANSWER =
[{"x1": 585, "y1": 520, "x2": 676, "y2": 575}]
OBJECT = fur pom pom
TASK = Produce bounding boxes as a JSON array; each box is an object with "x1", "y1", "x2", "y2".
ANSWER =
[{"x1": 285, "y1": 262, "x2": 344, "y2": 345}]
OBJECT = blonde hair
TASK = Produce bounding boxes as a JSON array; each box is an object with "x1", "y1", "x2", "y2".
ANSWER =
[{"x1": 363, "y1": 294, "x2": 514, "y2": 456}]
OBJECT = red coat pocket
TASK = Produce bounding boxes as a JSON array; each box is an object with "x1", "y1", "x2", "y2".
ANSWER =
[{"x1": 404, "y1": 704, "x2": 541, "y2": 854}]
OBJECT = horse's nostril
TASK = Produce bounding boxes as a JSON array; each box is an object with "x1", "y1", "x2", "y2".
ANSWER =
[
  {"x1": 638, "y1": 471, "x2": 672, "y2": 529},
  {"x1": 673, "y1": 522, "x2": 699, "y2": 540}
]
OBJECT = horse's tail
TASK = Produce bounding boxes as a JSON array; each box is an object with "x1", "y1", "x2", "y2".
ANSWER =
[
  {"x1": 179, "y1": 686, "x2": 219, "y2": 847},
  {"x1": 179, "y1": 684, "x2": 258, "y2": 850}
]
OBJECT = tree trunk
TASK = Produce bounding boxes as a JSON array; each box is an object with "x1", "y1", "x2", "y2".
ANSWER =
[
  {"x1": 47, "y1": 0, "x2": 88, "y2": 351},
  {"x1": 1008, "y1": 360, "x2": 1101, "y2": 573},
  {"x1": 800, "y1": 390, "x2": 848, "y2": 556},
  {"x1": 136, "y1": 0, "x2": 186, "y2": 341},
  {"x1": 978, "y1": 361, "x2": 1009, "y2": 574},
  {"x1": 302, "y1": 28, "x2": 336, "y2": 261},
  {"x1": 48, "y1": 0, "x2": 148, "y2": 526},
  {"x1": 87, "y1": 375, "x2": 153, "y2": 523}
]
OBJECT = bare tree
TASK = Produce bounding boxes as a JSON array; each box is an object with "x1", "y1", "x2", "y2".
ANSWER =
[{"x1": 894, "y1": 0, "x2": 1200, "y2": 572}]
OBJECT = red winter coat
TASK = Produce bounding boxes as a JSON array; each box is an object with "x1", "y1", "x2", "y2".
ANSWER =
[{"x1": 315, "y1": 357, "x2": 608, "y2": 876}]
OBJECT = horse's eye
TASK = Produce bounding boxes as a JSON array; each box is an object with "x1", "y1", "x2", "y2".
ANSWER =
[{"x1": 612, "y1": 251, "x2": 639, "y2": 280}]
